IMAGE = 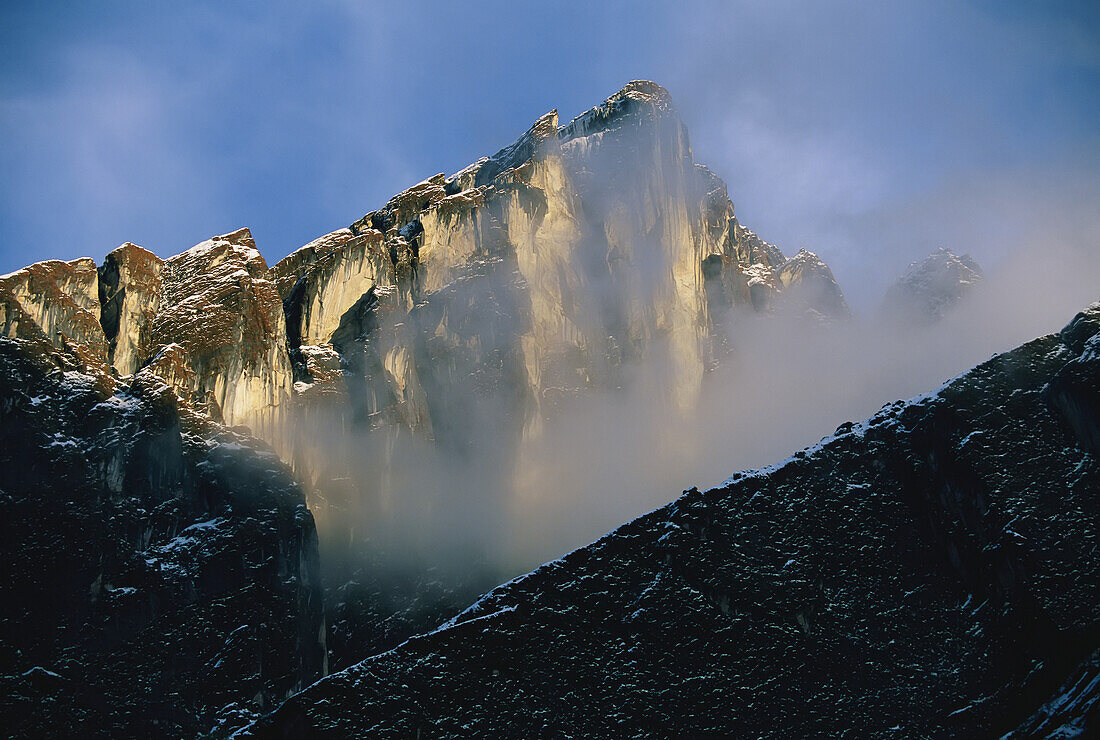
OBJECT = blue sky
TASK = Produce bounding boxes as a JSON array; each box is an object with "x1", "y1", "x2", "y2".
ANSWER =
[{"x1": 1, "y1": 1, "x2": 1097, "y2": 306}]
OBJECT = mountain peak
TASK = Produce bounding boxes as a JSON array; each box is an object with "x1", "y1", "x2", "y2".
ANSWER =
[
  {"x1": 885, "y1": 247, "x2": 984, "y2": 325},
  {"x1": 608, "y1": 79, "x2": 673, "y2": 107}
]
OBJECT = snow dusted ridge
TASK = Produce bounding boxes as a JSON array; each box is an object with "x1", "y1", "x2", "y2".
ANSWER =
[{"x1": 246, "y1": 303, "x2": 1100, "y2": 737}]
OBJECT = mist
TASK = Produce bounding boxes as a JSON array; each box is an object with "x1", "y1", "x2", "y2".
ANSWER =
[
  {"x1": 505, "y1": 241, "x2": 1099, "y2": 568},
  {"x1": 299, "y1": 234, "x2": 1098, "y2": 585}
]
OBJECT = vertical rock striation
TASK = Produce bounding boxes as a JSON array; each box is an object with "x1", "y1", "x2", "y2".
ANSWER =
[
  {"x1": 0, "y1": 257, "x2": 109, "y2": 365},
  {"x1": 268, "y1": 81, "x2": 848, "y2": 470},
  {"x1": 148, "y1": 228, "x2": 294, "y2": 443},
  {"x1": 5, "y1": 81, "x2": 848, "y2": 491}
]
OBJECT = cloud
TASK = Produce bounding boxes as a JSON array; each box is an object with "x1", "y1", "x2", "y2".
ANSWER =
[{"x1": 658, "y1": 0, "x2": 1100, "y2": 308}]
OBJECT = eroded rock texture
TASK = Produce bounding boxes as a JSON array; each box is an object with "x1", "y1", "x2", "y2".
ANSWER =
[
  {"x1": 98, "y1": 242, "x2": 164, "y2": 376},
  {"x1": 150, "y1": 227, "x2": 295, "y2": 442},
  {"x1": 0, "y1": 256, "x2": 109, "y2": 365},
  {"x1": 247, "y1": 304, "x2": 1099, "y2": 738}
]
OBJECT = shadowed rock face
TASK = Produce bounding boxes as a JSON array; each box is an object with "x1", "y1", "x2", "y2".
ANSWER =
[
  {"x1": 246, "y1": 304, "x2": 1099, "y2": 739},
  {"x1": 0, "y1": 330, "x2": 325, "y2": 737}
]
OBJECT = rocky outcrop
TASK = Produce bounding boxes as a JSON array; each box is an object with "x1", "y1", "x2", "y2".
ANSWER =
[
  {"x1": 1043, "y1": 303, "x2": 1100, "y2": 455},
  {"x1": 149, "y1": 228, "x2": 294, "y2": 442},
  {"x1": 98, "y1": 242, "x2": 164, "y2": 376},
  {"x1": 247, "y1": 81, "x2": 851, "y2": 537},
  {"x1": 883, "y1": 247, "x2": 984, "y2": 325},
  {"x1": 0, "y1": 257, "x2": 109, "y2": 365},
  {"x1": 247, "y1": 305, "x2": 1099, "y2": 738},
  {"x1": 777, "y1": 247, "x2": 851, "y2": 320},
  {"x1": 0, "y1": 329, "x2": 325, "y2": 737},
  {"x1": 4, "y1": 81, "x2": 845, "y2": 483},
  {"x1": 270, "y1": 82, "x2": 843, "y2": 458}
]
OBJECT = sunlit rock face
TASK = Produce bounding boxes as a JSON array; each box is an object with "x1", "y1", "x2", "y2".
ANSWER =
[
  {"x1": 149, "y1": 227, "x2": 294, "y2": 444},
  {"x1": 2, "y1": 231, "x2": 296, "y2": 453},
  {"x1": 0, "y1": 256, "x2": 108, "y2": 365},
  {"x1": 3, "y1": 81, "x2": 846, "y2": 496},
  {"x1": 253, "y1": 81, "x2": 856, "y2": 541},
  {"x1": 271, "y1": 82, "x2": 841, "y2": 462},
  {"x1": 0, "y1": 82, "x2": 846, "y2": 477},
  {"x1": 98, "y1": 242, "x2": 164, "y2": 376},
  {"x1": 884, "y1": 247, "x2": 984, "y2": 325}
]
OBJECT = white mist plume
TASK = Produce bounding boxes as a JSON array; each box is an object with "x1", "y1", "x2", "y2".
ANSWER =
[{"x1": 300, "y1": 233, "x2": 1097, "y2": 579}]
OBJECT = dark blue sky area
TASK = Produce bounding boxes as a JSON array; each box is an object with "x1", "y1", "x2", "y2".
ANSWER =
[{"x1": 2, "y1": 1, "x2": 1097, "y2": 305}]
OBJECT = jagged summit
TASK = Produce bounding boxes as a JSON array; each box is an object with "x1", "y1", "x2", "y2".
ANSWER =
[
  {"x1": 558, "y1": 79, "x2": 676, "y2": 140},
  {"x1": 0, "y1": 78, "x2": 852, "y2": 496},
  {"x1": 443, "y1": 81, "x2": 676, "y2": 196},
  {"x1": 776, "y1": 247, "x2": 851, "y2": 320},
  {"x1": 884, "y1": 246, "x2": 983, "y2": 325},
  {"x1": 0, "y1": 78, "x2": 852, "y2": 514},
  {"x1": 609, "y1": 79, "x2": 674, "y2": 105},
  {"x1": 446, "y1": 110, "x2": 561, "y2": 193}
]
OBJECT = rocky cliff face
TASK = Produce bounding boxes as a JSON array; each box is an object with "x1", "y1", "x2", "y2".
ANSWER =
[
  {"x1": 98, "y1": 242, "x2": 164, "y2": 376},
  {"x1": 0, "y1": 325, "x2": 325, "y2": 736},
  {"x1": 150, "y1": 227, "x2": 295, "y2": 442},
  {"x1": 0, "y1": 256, "x2": 109, "y2": 365},
  {"x1": 267, "y1": 81, "x2": 848, "y2": 520},
  {"x1": 3, "y1": 82, "x2": 844, "y2": 497},
  {"x1": 884, "y1": 247, "x2": 984, "y2": 325},
  {"x1": 777, "y1": 247, "x2": 851, "y2": 320},
  {"x1": 246, "y1": 303, "x2": 1100, "y2": 739}
]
